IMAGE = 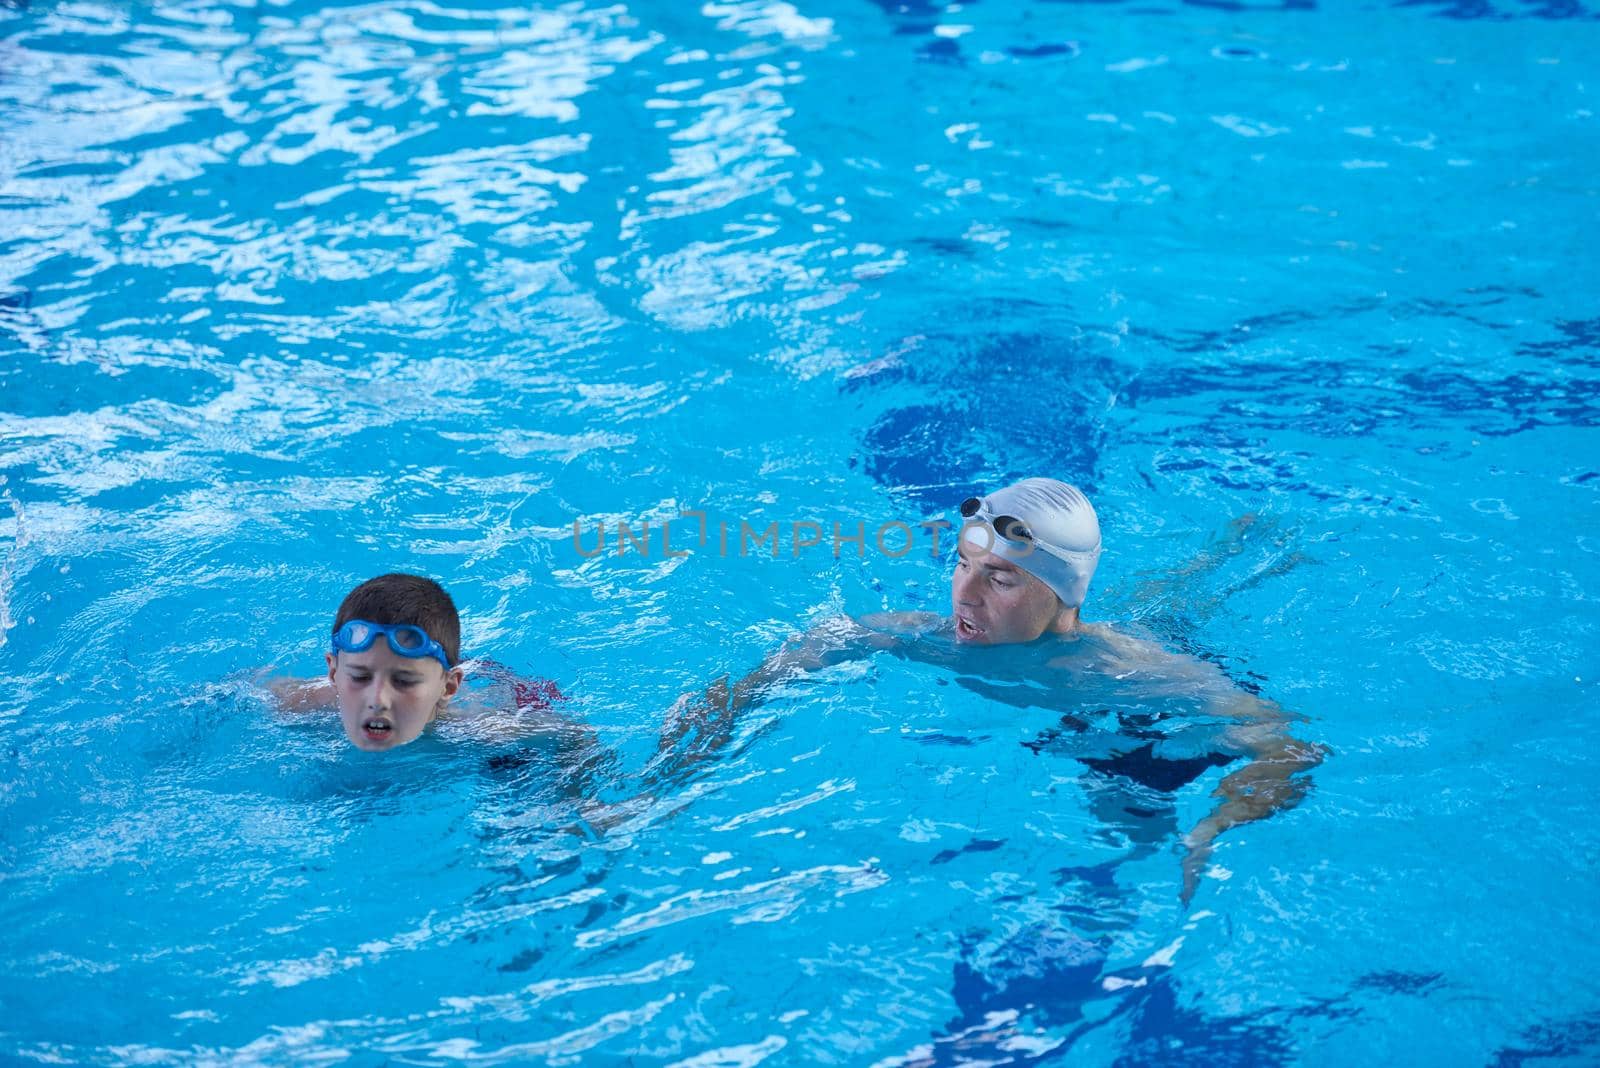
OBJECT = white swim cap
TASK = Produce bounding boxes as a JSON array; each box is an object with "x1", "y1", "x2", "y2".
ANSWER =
[{"x1": 958, "y1": 478, "x2": 1102, "y2": 608}]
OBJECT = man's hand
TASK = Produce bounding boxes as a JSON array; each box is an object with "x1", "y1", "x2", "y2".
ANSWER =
[
  {"x1": 657, "y1": 677, "x2": 735, "y2": 760},
  {"x1": 1180, "y1": 740, "x2": 1327, "y2": 905}
]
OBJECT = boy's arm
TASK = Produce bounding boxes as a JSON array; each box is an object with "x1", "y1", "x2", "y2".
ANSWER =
[{"x1": 655, "y1": 611, "x2": 936, "y2": 766}]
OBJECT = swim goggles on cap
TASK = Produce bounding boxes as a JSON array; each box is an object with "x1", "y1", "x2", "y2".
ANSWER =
[
  {"x1": 958, "y1": 495, "x2": 1099, "y2": 608},
  {"x1": 961, "y1": 497, "x2": 1044, "y2": 553},
  {"x1": 330, "y1": 619, "x2": 452, "y2": 672}
]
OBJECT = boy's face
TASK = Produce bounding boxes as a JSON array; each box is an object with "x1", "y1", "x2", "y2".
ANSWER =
[
  {"x1": 950, "y1": 541, "x2": 1066, "y2": 646},
  {"x1": 325, "y1": 644, "x2": 463, "y2": 751}
]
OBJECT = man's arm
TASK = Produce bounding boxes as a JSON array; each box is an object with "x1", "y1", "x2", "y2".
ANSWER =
[
  {"x1": 446, "y1": 661, "x2": 608, "y2": 789},
  {"x1": 1087, "y1": 627, "x2": 1325, "y2": 904},
  {"x1": 653, "y1": 611, "x2": 937, "y2": 770},
  {"x1": 1180, "y1": 689, "x2": 1326, "y2": 903},
  {"x1": 265, "y1": 675, "x2": 333, "y2": 713}
]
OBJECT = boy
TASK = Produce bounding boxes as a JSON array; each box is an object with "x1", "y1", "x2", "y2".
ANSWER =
[
  {"x1": 274, "y1": 573, "x2": 571, "y2": 754},
  {"x1": 658, "y1": 478, "x2": 1325, "y2": 902}
]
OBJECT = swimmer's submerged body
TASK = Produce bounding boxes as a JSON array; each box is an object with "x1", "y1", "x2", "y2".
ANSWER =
[{"x1": 656, "y1": 478, "x2": 1325, "y2": 903}]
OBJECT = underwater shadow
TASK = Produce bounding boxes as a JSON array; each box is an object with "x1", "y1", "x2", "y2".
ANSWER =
[{"x1": 846, "y1": 323, "x2": 1115, "y2": 511}]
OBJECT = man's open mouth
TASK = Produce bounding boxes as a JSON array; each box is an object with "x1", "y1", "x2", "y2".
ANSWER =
[{"x1": 955, "y1": 615, "x2": 984, "y2": 640}]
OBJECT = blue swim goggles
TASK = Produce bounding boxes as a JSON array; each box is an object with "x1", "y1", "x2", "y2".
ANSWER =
[{"x1": 330, "y1": 619, "x2": 453, "y2": 672}]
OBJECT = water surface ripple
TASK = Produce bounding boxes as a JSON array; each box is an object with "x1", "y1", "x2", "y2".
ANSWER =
[{"x1": 2, "y1": 0, "x2": 1597, "y2": 1064}]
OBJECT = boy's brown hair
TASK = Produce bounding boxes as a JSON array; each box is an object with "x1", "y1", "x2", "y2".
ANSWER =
[{"x1": 333, "y1": 573, "x2": 462, "y2": 666}]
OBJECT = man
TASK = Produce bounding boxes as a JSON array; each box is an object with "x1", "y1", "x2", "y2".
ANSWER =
[{"x1": 658, "y1": 477, "x2": 1324, "y2": 902}]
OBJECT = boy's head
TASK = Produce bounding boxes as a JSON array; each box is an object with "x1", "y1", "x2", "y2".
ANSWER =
[
  {"x1": 325, "y1": 573, "x2": 464, "y2": 751},
  {"x1": 951, "y1": 478, "x2": 1102, "y2": 645}
]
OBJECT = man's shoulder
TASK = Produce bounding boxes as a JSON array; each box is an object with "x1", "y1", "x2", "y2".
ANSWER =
[
  {"x1": 1041, "y1": 620, "x2": 1167, "y2": 671},
  {"x1": 1076, "y1": 620, "x2": 1150, "y2": 652},
  {"x1": 1053, "y1": 620, "x2": 1246, "y2": 697}
]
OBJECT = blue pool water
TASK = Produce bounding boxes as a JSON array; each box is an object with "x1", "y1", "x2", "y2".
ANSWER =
[{"x1": 3, "y1": 0, "x2": 1599, "y2": 1062}]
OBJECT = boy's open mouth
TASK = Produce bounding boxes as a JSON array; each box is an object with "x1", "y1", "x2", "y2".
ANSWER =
[{"x1": 363, "y1": 718, "x2": 394, "y2": 740}]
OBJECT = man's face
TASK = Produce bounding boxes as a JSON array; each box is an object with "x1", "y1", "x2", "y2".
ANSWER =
[
  {"x1": 325, "y1": 644, "x2": 461, "y2": 750},
  {"x1": 950, "y1": 540, "x2": 1065, "y2": 645}
]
